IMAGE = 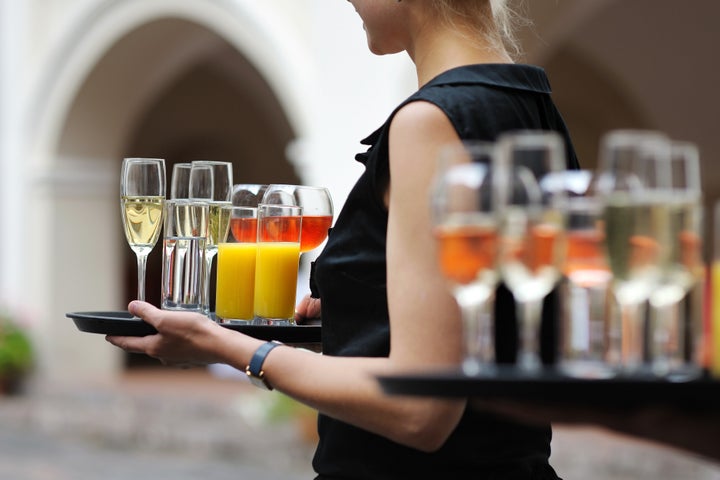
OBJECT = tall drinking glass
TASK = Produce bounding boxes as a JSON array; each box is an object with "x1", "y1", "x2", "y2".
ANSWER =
[
  {"x1": 431, "y1": 142, "x2": 500, "y2": 375},
  {"x1": 594, "y1": 130, "x2": 672, "y2": 374},
  {"x1": 161, "y1": 200, "x2": 209, "y2": 312},
  {"x1": 495, "y1": 131, "x2": 567, "y2": 373},
  {"x1": 254, "y1": 204, "x2": 302, "y2": 325},
  {"x1": 189, "y1": 161, "x2": 233, "y2": 316},
  {"x1": 649, "y1": 140, "x2": 704, "y2": 379},
  {"x1": 712, "y1": 201, "x2": 720, "y2": 378},
  {"x1": 120, "y1": 158, "x2": 166, "y2": 302},
  {"x1": 216, "y1": 206, "x2": 258, "y2": 323}
]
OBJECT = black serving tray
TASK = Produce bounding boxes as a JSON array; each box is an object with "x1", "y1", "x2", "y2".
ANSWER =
[
  {"x1": 67, "y1": 311, "x2": 321, "y2": 344},
  {"x1": 377, "y1": 366, "x2": 720, "y2": 409}
]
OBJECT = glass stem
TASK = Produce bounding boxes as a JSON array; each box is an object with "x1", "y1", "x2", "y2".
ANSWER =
[
  {"x1": 454, "y1": 286, "x2": 493, "y2": 375},
  {"x1": 517, "y1": 297, "x2": 543, "y2": 371},
  {"x1": 136, "y1": 253, "x2": 148, "y2": 302},
  {"x1": 620, "y1": 301, "x2": 645, "y2": 372}
]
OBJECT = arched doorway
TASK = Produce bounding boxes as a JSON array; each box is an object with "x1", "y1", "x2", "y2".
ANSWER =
[{"x1": 31, "y1": 4, "x2": 308, "y2": 380}]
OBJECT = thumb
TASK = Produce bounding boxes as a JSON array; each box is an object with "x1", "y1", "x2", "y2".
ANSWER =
[{"x1": 128, "y1": 300, "x2": 162, "y2": 327}]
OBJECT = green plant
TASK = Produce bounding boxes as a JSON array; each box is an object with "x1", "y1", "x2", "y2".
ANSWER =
[{"x1": 0, "y1": 311, "x2": 34, "y2": 387}]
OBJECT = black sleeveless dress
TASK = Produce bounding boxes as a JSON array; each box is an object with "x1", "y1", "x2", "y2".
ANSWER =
[{"x1": 311, "y1": 64, "x2": 579, "y2": 480}]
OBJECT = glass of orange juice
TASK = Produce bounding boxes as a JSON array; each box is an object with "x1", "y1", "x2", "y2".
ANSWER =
[
  {"x1": 215, "y1": 206, "x2": 258, "y2": 324},
  {"x1": 711, "y1": 201, "x2": 720, "y2": 377},
  {"x1": 254, "y1": 204, "x2": 302, "y2": 325}
]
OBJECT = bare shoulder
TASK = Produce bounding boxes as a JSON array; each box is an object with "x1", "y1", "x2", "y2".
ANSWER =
[
  {"x1": 389, "y1": 100, "x2": 455, "y2": 139},
  {"x1": 387, "y1": 100, "x2": 459, "y2": 175}
]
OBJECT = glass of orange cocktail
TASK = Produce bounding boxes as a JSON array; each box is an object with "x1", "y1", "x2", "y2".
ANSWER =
[
  {"x1": 431, "y1": 142, "x2": 499, "y2": 375},
  {"x1": 254, "y1": 204, "x2": 303, "y2": 325},
  {"x1": 261, "y1": 184, "x2": 334, "y2": 253},
  {"x1": 554, "y1": 171, "x2": 614, "y2": 379},
  {"x1": 215, "y1": 206, "x2": 258, "y2": 324},
  {"x1": 496, "y1": 131, "x2": 567, "y2": 373}
]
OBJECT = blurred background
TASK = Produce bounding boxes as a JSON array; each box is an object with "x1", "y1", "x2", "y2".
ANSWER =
[{"x1": 0, "y1": 0, "x2": 719, "y2": 478}]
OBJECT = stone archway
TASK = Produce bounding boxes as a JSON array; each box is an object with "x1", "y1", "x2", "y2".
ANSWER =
[{"x1": 28, "y1": 3, "x2": 308, "y2": 380}]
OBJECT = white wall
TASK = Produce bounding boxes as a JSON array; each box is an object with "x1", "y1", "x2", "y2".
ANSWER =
[{"x1": 2, "y1": 0, "x2": 415, "y2": 380}]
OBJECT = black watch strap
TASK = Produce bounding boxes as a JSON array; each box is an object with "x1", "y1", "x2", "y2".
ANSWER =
[{"x1": 246, "y1": 341, "x2": 283, "y2": 390}]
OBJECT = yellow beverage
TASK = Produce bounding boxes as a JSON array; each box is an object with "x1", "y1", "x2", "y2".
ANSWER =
[
  {"x1": 254, "y1": 242, "x2": 300, "y2": 320},
  {"x1": 712, "y1": 261, "x2": 720, "y2": 376},
  {"x1": 216, "y1": 243, "x2": 257, "y2": 321}
]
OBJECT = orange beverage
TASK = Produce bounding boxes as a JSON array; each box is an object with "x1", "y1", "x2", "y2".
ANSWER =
[
  {"x1": 435, "y1": 225, "x2": 497, "y2": 285},
  {"x1": 300, "y1": 215, "x2": 333, "y2": 252},
  {"x1": 526, "y1": 223, "x2": 561, "y2": 272},
  {"x1": 258, "y1": 215, "x2": 302, "y2": 243},
  {"x1": 628, "y1": 234, "x2": 660, "y2": 269},
  {"x1": 254, "y1": 242, "x2": 300, "y2": 320},
  {"x1": 215, "y1": 243, "x2": 257, "y2": 321},
  {"x1": 564, "y1": 229, "x2": 611, "y2": 287},
  {"x1": 230, "y1": 217, "x2": 258, "y2": 243},
  {"x1": 712, "y1": 261, "x2": 720, "y2": 376}
]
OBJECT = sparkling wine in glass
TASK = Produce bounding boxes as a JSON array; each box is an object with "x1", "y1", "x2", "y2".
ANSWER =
[
  {"x1": 495, "y1": 131, "x2": 567, "y2": 373},
  {"x1": 120, "y1": 157, "x2": 166, "y2": 302},
  {"x1": 593, "y1": 130, "x2": 672, "y2": 373},
  {"x1": 431, "y1": 142, "x2": 500, "y2": 375},
  {"x1": 189, "y1": 161, "x2": 233, "y2": 315},
  {"x1": 648, "y1": 140, "x2": 704, "y2": 379}
]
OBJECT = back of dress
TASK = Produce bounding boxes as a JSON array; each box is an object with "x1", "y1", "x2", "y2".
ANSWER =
[{"x1": 312, "y1": 63, "x2": 578, "y2": 480}]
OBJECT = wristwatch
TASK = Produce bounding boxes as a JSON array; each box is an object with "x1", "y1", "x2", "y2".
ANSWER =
[{"x1": 245, "y1": 340, "x2": 283, "y2": 390}]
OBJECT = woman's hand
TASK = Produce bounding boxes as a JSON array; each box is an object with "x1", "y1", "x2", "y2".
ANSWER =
[{"x1": 106, "y1": 301, "x2": 231, "y2": 367}]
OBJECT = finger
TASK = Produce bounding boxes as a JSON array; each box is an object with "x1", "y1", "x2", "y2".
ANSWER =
[
  {"x1": 306, "y1": 297, "x2": 322, "y2": 318},
  {"x1": 294, "y1": 295, "x2": 321, "y2": 321},
  {"x1": 127, "y1": 300, "x2": 165, "y2": 328},
  {"x1": 105, "y1": 334, "x2": 152, "y2": 354}
]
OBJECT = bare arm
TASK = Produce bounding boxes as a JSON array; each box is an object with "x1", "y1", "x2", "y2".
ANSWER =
[{"x1": 108, "y1": 100, "x2": 468, "y2": 452}]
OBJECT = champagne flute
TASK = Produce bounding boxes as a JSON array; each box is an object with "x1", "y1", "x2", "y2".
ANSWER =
[
  {"x1": 170, "y1": 163, "x2": 192, "y2": 199},
  {"x1": 495, "y1": 131, "x2": 567, "y2": 373},
  {"x1": 120, "y1": 157, "x2": 166, "y2": 302},
  {"x1": 552, "y1": 170, "x2": 614, "y2": 379},
  {"x1": 261, "y1": 184, "x2": 334, "y2": 253},
  {"x1": 189, "y1": 161, "x2": 233, "y2": 316},
  {"x1": 431, "y1": 142, "x2": 500, "y2": 375},
  {"x1": 593, "y1": 130, "x2": 672, "y2": 374},
  {"x1": 649, "y1": 140, "x2": 704, "y2": 379}
]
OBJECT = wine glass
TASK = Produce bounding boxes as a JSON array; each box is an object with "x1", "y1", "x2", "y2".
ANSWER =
[
  {"x1": 232, "y1": 183, "x2": 268, "y2": 209},
  {"x1": 120, "y1": 157, "x2": 166, "y2": 302},
  {"x1": 431, "y1": 142, "x2": 500, "y2": 375},
  {"x1": 189, "y1": 161, "x2": 233, "y2": 315},
  {"x1": 551, "y1": 170, "x2": 614, "y2": 379},
  {"x1": 170, "y1": 163, "x2": 192, "y2": 199},
  {"x1": 495, "y1": 131, "x2": 567, "y2": 373},
  {"x1": 228, "y1": 183, "x2": 267, "y2": 247},
  {"x1": 648, "y1": 140, "x2": 704, "y2": 379},
  {"x1": 261, "y1": 184, "x2": 334, "y2": 253},
  {"x1": 593, "y1": 130, "x2": 672, "y2": 374}
]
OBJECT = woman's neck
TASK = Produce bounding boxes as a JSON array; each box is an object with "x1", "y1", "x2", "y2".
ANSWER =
[{"x1": 409, "y1": 23, "x2": 513, "y2": 87}]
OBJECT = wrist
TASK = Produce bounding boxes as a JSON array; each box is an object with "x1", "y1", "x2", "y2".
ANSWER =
[{"x1": 245, "y1": 340, "x2": 284, "y2": 390}]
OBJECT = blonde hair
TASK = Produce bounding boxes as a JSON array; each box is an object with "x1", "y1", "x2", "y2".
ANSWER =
[{"x1": 430, "y1": 0, "x2": 527, "y2": 58}]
